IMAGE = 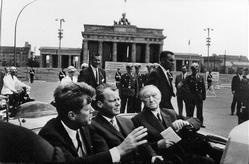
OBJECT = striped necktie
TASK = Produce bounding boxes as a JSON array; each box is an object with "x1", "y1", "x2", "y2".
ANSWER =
[{"x1": 110, "y1": 118, "x2": 119, "y2": 131}]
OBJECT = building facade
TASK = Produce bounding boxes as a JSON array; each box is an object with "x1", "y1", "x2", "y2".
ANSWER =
[
  {"x1": 0, "y1": 42, "x2": 32, "y2": 67},
  {"x1": 81, "y1": 15, "x2": 165, "y2": 67},
  {"x1": 39, "y1": 47, "x2": 81, "y2": 68},
  {"x1": 203, "y1": 54, "x2": 249, "y2": 73},
  {"x1": 174, "y1": 53, "x2": 203, "y2": 71}
]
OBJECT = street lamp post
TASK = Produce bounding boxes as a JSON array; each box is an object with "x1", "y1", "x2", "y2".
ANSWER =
[
  {"x1": 13, "y1": 0, "x2": 38, "y2": 66},
  {"x1": 55, "y1": 18, "x2": 65, "y2": 68},
  {"x1": 204, "y1": 28, "x2": 213, "y2": 71},
  {"x1": 0, "y1": 0, "x2": 3, "y2": 51}
]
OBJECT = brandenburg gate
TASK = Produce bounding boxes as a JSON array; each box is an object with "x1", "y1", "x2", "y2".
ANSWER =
[{"x1": 81, "y1": 14, "x2": 166, "y2": 67}]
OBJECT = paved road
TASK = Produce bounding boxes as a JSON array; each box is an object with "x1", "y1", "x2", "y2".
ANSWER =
[{"x1": 24, "y1": 81, "x2": 238, "y2": 137}]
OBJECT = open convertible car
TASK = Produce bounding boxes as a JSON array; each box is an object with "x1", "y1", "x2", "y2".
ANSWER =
[{"x1": 6, "y1": 101, "x2": 248, "y2": 164}]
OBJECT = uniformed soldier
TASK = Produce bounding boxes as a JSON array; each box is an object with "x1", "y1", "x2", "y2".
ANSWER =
[
  {"x1": 134, "y1": 64, "x2": 145, "y2": 113},
  {"x1": 114, "y1": 68, "x2": 122, "y2": 90},
  {"x1": 182, "y1": 63, "x2": 206, "y2": 127},
  {"x1": 120, "y1": 64, "x2": 136, "y2": 113}
]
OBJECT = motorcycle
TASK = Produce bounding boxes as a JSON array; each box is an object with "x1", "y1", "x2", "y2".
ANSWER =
[{"x1": 0, "y1": 87, "x2": 34, "y2": 121}]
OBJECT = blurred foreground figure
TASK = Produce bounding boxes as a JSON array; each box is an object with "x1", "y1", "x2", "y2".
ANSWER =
[
  {"x1": 0, "y1": 121, "x2": 65, "y2": 162},
  {"x1": 39, "y1": 82, "x2": 148, "y2": 164}
]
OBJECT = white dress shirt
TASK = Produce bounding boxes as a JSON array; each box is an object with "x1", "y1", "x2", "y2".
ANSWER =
[
  {"x1": 61, "y1": 120, "x2": 121, "y2": 162},
  {"x1": 151, "y1": 108, "x2": 162, "y2": 121},
  {"x1": 1, "y1": 74, "x2": 31, "y2": 95}
]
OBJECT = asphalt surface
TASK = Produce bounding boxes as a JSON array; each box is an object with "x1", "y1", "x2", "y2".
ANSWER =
[{"x1": 12, "y1": 80, "x2": 239, "y2": 138}]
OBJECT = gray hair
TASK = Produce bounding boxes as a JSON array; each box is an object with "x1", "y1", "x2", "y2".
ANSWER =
[{"x1": 139, "y1": 85, "x2": 161, "y2": 100}]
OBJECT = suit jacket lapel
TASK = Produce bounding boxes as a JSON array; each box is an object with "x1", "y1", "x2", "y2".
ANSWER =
[
  {"x1": 160, "y1": 110, "x2": 173, "y2": 128},
  {"x1": 116, "y1": 117, "x2": 130, "y2": 137},
  {"x1": 80, "y1": 126, "x2": 92, "y2": 155},
  {"x1": 158, "y1": 67, "x2": 173, "y2": 93},
  {"x1": 88, "y1": 67, "x2": 97, "y2": 86},
  {"x1": 97, "y1": 115, "x2": 125, "y2": 140},
  {"x1": 56, "y1": 118, "x2": 78, "y2": 157},
  {"x1": 143, "y1": 108, "x2": 165, "y2": 132}
]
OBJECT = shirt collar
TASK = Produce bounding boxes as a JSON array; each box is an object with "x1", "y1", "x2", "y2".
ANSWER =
[
  {"x1": 102, "y1": 115, "x2": 116, "y2": 123},
  {"x1": 61, "y1": 120, "x2": 78, "y2": 147},
  {"x1": 90, "y1": 65, "x2": 97, "y2": 71},
  {"x1": 150, "y1": 108, "x2": 161, "y2": 118}
]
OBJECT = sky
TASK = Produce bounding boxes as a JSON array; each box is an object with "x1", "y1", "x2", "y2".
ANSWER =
[{"x1": 0, "y1": 0, "x2": 248, "y2": 57}]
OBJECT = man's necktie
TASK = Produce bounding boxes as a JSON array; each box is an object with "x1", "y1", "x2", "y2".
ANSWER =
[
  {"x1": 76, "y1": 131, "x2": 85, "y2": 157},
  {"x1": 110, "y1": 118, "x2": 119, "y2": 131},
  {"x1": 157, "y1": 113, "x2": 166, "y2": 127},
  {"x1": 96, "y1": 68, "x2": 99, "y2": 85},
  {"x1": 157, "y1": 113, "x2": 162, "y2": 123}
]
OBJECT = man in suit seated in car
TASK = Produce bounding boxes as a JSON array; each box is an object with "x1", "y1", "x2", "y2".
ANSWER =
[
  {"x1": 39, "y1": 82, "x2": 148, "y2": 164},
  {"x1": 92, "y1": 83, "x2": 163, "y2": 164},
  {"x1": 132, "y1": 85, "x2": 214, "y2": 164}
]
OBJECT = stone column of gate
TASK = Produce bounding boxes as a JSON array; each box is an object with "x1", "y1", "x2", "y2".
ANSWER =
[
  {"x1": 68, "y1": 55, "x2": 72, "y2": 66},
  {"x1": 131, "y1": 43, "x2": 136, "y2": 62},
  {"x1": 40, "y1": 54, "x2": 43, "y2": 67},
  {"x1": 112, "y1": 42, "x2": 117, "y2": 62},
  {"x1": 145, "y1": 43, "x2": 150, "y2": 63},
  {"x1": 159, "y1": 44, "x2": 163, "y2": 53},
  {"x1": 83, "y1": 40, "x2": 88, "y2": 64},
  {"x1": 98, "y1": 41, "x2": 103, "y2": 67},
  {"x1": 98, "y1": 41, "x2": 103, "y2": 56},
  {"x1": 49, "y1": 55, "x2": 53, "y2": 68}
]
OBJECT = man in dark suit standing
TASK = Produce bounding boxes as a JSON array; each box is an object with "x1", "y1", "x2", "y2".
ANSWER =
[
  {"x1": 182, "y1": 63, "x2": 206, "y2": 127},
  {"x1": 78, "y1": 53, "x2": 106, "y2": 89},
  {"x1": 39, "y1": 82, "x2": 148, "y2": 164},
  {"x1": 175, "y1": 65, "x2": 187, "y2": 116},
  {"x1": 231, "y1": 68, "x2": 242, "y2": 115},
  {"x1": 120, "y1": 64, "x2": 136, "y2": 113},
  {"x1": 146, "y1": 51, "x2": 175, "y2": 110},
  {"x1": 132, "y1": 85, "x2": 214, "y2": 164}
]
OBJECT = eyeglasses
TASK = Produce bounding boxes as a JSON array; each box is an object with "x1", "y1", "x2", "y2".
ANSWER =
[{"x1": 143, "y1": 93, "x2": 159, "y2": 100}]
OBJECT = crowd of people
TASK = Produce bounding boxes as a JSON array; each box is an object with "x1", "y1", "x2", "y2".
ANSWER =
[{"x1": 0, "y1": 50, "x2": 248, "y2": 163}]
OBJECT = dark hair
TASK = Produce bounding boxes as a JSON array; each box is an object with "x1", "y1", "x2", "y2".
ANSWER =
[
  {"x1": 92, "y1": 53, "x2": 100, "y2": 59},
  {"x1": 159, "y1": 51, "x2": 174, "y2": 61},
  {"x1": 54, "y1": 82, "x2": 95, "y2": 119},
  {"x1": 95, "y1": 83, "x2": 117, "y2": 103}
]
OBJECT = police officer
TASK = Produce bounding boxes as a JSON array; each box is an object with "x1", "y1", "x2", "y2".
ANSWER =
[
  {"x1": 182, "y1": 63, "x2": 206, "y2": 127},
  {"x1": 134, "y1": 64, "x2": 145, "y2": 113},
  {"x1": 120, "y1": 64, "x2": 136, "y2": 113},
  {"x1": 114, "y1": 68, "x2": 122, "y2": 90}
]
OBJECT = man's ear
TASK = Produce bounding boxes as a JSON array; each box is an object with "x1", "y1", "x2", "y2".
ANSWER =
[
  {"x1": 68, "y1": 111, "x2": 76, "y2": 121},
  {"x1": 97, "y1": 100, "x2": 103, "y2": 108}
]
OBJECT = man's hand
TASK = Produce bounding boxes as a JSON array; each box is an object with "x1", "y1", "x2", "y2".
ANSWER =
[
  {"x1": 172, "y1": 119, "x2": 189, "y2": 131},
  {"x1": 157, "y1": 138, "x2": 175, "y2": 149},
  {"x1": 117, "y1": 126, "x2": 147, "y2": 156}
]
